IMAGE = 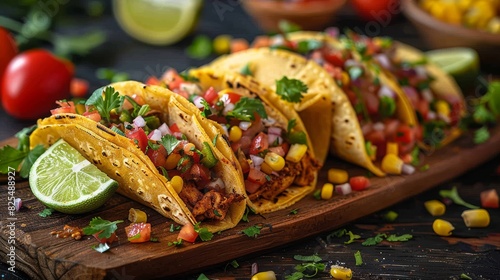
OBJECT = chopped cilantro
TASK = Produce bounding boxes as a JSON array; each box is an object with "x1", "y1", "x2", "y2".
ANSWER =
[
  {"x1": 362, "y1": 233, "x2": 386, "y2": 246},
  {"x1": 354, "y1": 251, "x2": 363, "y2": 266},
  {"x1": 383, "y1": 210, "x2": 398, "y2": 222},
  {"x1": 186, "y1": 35, "x2": 213, "y2": 59},
  {"x1": 242, "y1": 225, "x2": 262, "y2": 238},
  {"x1": 241, "y1": 206, "x2": 254, "y2": 222},
  {"x1": 313, "y1": 189, "x2": 321, "y2": 200},
  {"x1": 295, "y1": 39, "x2": 323, "y2": 54},
  {"x1": 227, "y1": 97, "x2": 268, "y2": 121},
  {"x1": 386, "y1": 234, "x2": 413, "y2": 242},
  {"x1": 474, "y1": 126, "x2": 490, "y2": 144},
  {"x1": 169, "y1": 224, "x2": 181, "y2": 232},
  {"x1": 294, "y1": 254, "x2": 322, "y2": 262},
  {"x1": 82, "y1": 217, "x2": 123, "y2": 239},
  {"x1": 194, "y1": 223, "x2": 213, "y2": 241},
  {"x1": 293, "y1": 262, "x2": 325, "y2": 278},
  {"x1": 289, "y1": 208, "x2": 299, "y2": 215},
  {"x1": 85, "y1": 86, "x2": 123, "y2": 123},
  {"x1": 197, "y1": 274, "x2": 210, "y2": 280},
  {"x1": 410, "y1": 146, "x2": 420, "y2": 166},
  {"x1": 379, "y1": 96, "x2": 396, "y2": 119},
  {"x1": 160, "y1": 134, "x2": 181, "y2": 155},
  {"x1": 344, "y1": 231, "x2": 361, "y2": 244},
  {"x1": 440, "y1": 186, "x2": 479, "y2": 209},
  {"x1": 240, "y1": 63, "x2": 253, "y2": 76},
  {"x1": 168, "y1": 239, "x2": 183, "y2": 246},
  {"x1": 278, "y1": 19, "x2": 301, "y2": 33},
  {"x1": 224, "y1": 260, "x2": 239, "y2": 271},
  {"x1": 460, "y1": 273, "x2": 473, "y2": 280},
  {"x1": 276, "y1": 76, "x2": 308, "y2": 103},
  {"x1": 38, "y1": 208, "x2": 55, "y2": 217},
  {"x1": 420, "y1": 164, "x2": 430, "y2": 171}
]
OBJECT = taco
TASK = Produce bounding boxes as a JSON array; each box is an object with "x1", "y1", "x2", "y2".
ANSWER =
[
  {"x1": 145, "y1": 67, "x2": 320, "y2": 213},
  {"x1": 338, "y1": 32, "x2": 466, "y2": 149},
  {"x1": 29, "y1": 81, "x2": 246, "y2": 232}
]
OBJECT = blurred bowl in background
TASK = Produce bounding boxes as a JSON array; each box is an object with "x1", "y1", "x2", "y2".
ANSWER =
[
  {"x1": 242, "y1": 0, "x2": 347, "y2": 32},
  {"x1": 402, "y1": 0, "x2": 500, "y2": 67}
]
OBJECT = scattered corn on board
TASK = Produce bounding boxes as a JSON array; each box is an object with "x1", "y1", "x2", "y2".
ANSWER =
[{"x1": 1, "y1": 125, "x2": 500, "y2": 280}]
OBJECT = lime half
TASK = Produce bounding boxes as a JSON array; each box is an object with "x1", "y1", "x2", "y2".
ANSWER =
[
  {"x1": 113, "y1": 0, "x2": 203, "y2": 46},
  {"x1": 29, "y1": 139, "x2": 118, "y2": 214},
  {"x1": 426, "y1": 47, "x2": 480, "y2": 90}
]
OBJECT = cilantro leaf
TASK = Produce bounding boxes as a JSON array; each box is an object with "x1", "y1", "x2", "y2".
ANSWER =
[
  {"x1": 294, "y1": 254, "x2": 322, "y2": 262},
  {"x1": 38, "y1": 208, "x2": 55, "y2": 217},
  {"x1": 278, "y1": 19, "x2": 301, "y2": 33},
  {"x1": 345, "y1": 231, "x2": 361, "y2": 244},
  {"x1": 379, "y1": 96, "x2": 396, "y2": 119},
  {"x1": 19, "y1": 145, "x2": 46, "y2": 178},
  {"x1": 276, "y1": 76, "x2": 308, "y2": 103},
  {"x1": 294, "y1": 263, "x2": 325, "y2": 277},
  {"x1": 362, "y1": 233, "x2": 386, "y2": 246},
  {"x1": 168, "y1": 239, "x2": 183, "y2": 246},
  {"x1": 82, "y1": 217, "x2": 123, "y2": 239},
  {"x1": 484, "y1": 81, "x2": 500, "y2": 115},
  {"x1": 240, "y1": 63, "x2": 253, "y2": 76},
  {"x1": 227, "y1": 97, "x2": 268, "y2": 121},
  {"x1": 473, "y1": 104, "x2": 496, "y2": 124},
  {"x1": 295, "y1": 39, "x2": 323, "y2": 54},
  {"x1": 242, "y1": 225, "x2": 262, "y2": 238},
  {"x1": 285, "y1": 272, "x2": 304, "y2": 280},
  {"x1": 85, "y1": 86, "x2": 123, "y2": 123},
  {"x1": 386, "y1": 234, "x2": 413, "y2": 242},
  {"x1": 354, "y1": 250, "x2": 363, "y2": 266},
  {"x1": 194, "y1": 223, "x2": 213, "y2": 241},
  {"x1": 440, "y1": 186, "x2": 479, "y2": 209},
  {"x1": 160, "y1": 134, "x2": 181, "y2": 155},
  {"x1": 197, "y1": 273, "x2": 210, "y2": 280},
  {"x1": 474, "y1": 126, "x2": 490, "y2": 144},
  {"x1": 410, "y1": 146, "x2": 420, "y2": 166},
  {"x1": 199, "y1": 98, "x2": 212, "y2": 118},
  {"x1": 0, "y1": 145, "x2": 28, "y2": 174},
  {"x1": 241, "y1": 206, "x2": 254, "y2": 222},
  {"x1": 187, "y1": 35, "x2": 213, "y2": 59},
  {"x1": 15, "y1": 124, "x2": 37, "y2": 152}
]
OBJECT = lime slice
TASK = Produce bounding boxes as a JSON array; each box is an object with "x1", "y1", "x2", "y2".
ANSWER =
[
  {"x1": 113, "y1": 0, "x2": 203, "y2": 46},
  {"x1": 425, "y1": 47, "x2": 480, "y2": 90},
  {"x1": 29, "y1": 139, "x2": 118, "y2": 214}
]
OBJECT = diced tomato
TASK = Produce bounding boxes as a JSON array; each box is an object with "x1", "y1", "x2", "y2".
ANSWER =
[
  {"x1": 93, "y1": 232, "x2": 118, "y2": 244},
  {"x1": 50, "y1": 100, "x2": 76, "y2": 115},
  {"x1": 169, "y1": 123, "x2": 181, "y2": 134},
  {"x1": 364, "y1": 92, "x2": 380, "y2": 115},
  {"x1": 145, "y1": 76, "x2": 162, "y2": 86},
  {"x1": 480, "y1": 189, "x2": 499, "y2": 209},
  {"x1": 249, "y1": 132, "x2": 269, "y2": 155},
  {"x1": 323, "y1": 62, "x2": 343, "y2": 82},
  {"x1": 395, "y1": 124, "x2": 414, "y2": 144},
  {"x1": 178, "y1": 223, "x2": 198, "y2": 243},
  {"x1": 416, "y1": 98, "x2": 429, "y2": 120},
  {"x1": 225, "y1": 92, "x2": 242, "y2": 104},
  {"x1": 189, "y1": 163, "x2": 211, "y2": 182},
  {"x1": 203, "y1": 86, "x2": 218, "y2": 105},
  {"x1": 349, "y1": 176, "x2": 371, "y2": 191},
  {"x1": 146, "y1": 145, "x2": 167, "y2": 167},
  {"x1": 251, "y1": 35, "x2": 271, "y2": 48},
  {"x1": 230, "y1": 38, "x2": 249, "y2": 53},
  {"x1": 82, "y1": 110, "x2": 102, "y2": 122},
  {"x1": 402, "y1": 86, "x2": 419, "y2": 108},
  {"x1": 365, "y1": 129, "x2": 386, "y2": 159},
  {"x1": 122, "y1": 94, "x2": 145, "y2": 111},
  {"x1": 191, "y1": 151, "x2": 201, "y2": 163},
  {"x1": 323, "y1": 49, "x2": 345, "y2": 68},
  {"x1": 247, "y1": 167, "x2": 267, "y2": 185},
  {"x1": 70, "y1": 78, "x2": 89, "y2": 98},
  {"x1": 126, "y1": 127, "x2": 148, "y2": 152},
  {"x1": 125, "y1": 222, "x2": 151, "y2": 243},
  {"x1": 161, "y1": 69, "x2": 184, "y2": 90},
  {"x1": 245, "y1": 179, "x2": 261, "y2": 194}
]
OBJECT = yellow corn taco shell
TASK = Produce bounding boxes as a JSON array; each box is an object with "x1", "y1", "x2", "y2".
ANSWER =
[
  {"x1": 185, "y1": 67, "x2": 320, "y2": 213},
  {"x1": 209, "y1": 47, "x2": 386, "y2": 176},
  {"x1": 31, "y1": 81, "x2": 246, "y2": 232}
]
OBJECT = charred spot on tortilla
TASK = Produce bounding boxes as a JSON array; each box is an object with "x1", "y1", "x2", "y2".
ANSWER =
[
  {"x1": 226, "y1": 81, "x2": 234, "y2": 88},
  {"x1": 162, "y1": 205, "x2": 171, "y2": 213},
  {"x1": 291, "y1": 64, "x2": 296, "y2": 68},
  {"x1": 115, "y1": 171, "x2": 121, "y2": 177},
  {"x1": 96, "y1": 124, "x2": 116, "y2": 137},
  {"x1": 208, "y1": 73, "x2": 219, "y2": 80},
  {"x1": 344, "y1": 118, "x2": 349, "y2": 123},
  {"x1": 102, "y1": 151, "x2": 108, "y2": 157}
]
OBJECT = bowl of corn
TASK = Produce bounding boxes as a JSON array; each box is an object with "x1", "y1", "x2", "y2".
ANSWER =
[{"x1": 402, "y1": 0, "x2": 500, "y2": 67}]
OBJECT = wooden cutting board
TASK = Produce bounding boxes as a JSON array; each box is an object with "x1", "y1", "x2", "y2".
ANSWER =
[{"x1": 1, "y1": 125, "x2": 500, "y2": 280}]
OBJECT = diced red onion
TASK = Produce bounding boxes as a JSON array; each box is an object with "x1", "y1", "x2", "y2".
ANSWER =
[
  {"x1": 223, "y1": 103, "x2": 235, "y2": 115},
  {"x1": 268, "y1": 134, "x2": 283, "y2": 146},
  {"x1": 239, "y1": 121, "x2": 252, "y2": 131},
  {"x1": 421, "y1": 89, "x2": 434, "y2": 102},
  {"x1": 402, "y1": 164, "x2": 416, "y2": 175},
  {"x1": 268, "y1": 126, "x2": 282, "y2": 135},
  {"x1": 325, "y1": 27, "x2": 339, "y2": 38},
  {"x1": 193, "y1": 96, "x2": 206, "y2": 109},
  {"x1": 427, "y1": 111, "x2": 436, "y2": 120},
  {"x1": 415, "y1": 66, "x2": 427, "y2": 79},
  {"x1": 205, "y1": 178, "x2": 225, "y2": 191},
  {"x1": 361, "y1": 123, "x2": 373, "y2": 135},
  {"x1": 14, "y1": 198, "x2": 22, "y2": 211},
  {"x1": 335, "y1": 183, "x2": 352, "y2": 195},
  {"x1": 250, "y1": 155, "x2": 264, "y2": 167},
  {"x1": 438, "y1": 113, "x2": 451, "y2": 124},
  {"x1": 344, "y1": 59, "x2": 359, "y2": 69},
  {"x1": 251, "y1": 263, "x2": 258, "y2": 276},
  {"x1": 378, "y1": 85, "x2": 395, "y2": 99},
  {"x1": 374, "y1": 54, "x2": 392, "y2": 70},
  {"x1": 271, "y1": 34, "x2": 285, "y2": 46},
  {"x1": 402, "y1": 86, "x2": 419, "y2": 103},
  {"x1": 373, "y1": 122, "x2": 385, "y2": 131},
  {"x1": 220, "y1": 93, "x2": 230, "y2": 105},
  {"x1": 133, "y1": 116, "x2": 146, "y2": 127},
  {"x1": 149, "y1": 129, "x2": 162, "y2": 141},
  {"x1": 179, "y1": 83, "x2": 201, "y2": 95},
  {"x1": 158, "y1": 123, "x2": 171, "y2": 135}
]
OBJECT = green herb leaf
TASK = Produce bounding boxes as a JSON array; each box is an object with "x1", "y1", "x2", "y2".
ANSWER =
[
  {"x1": 473, "y1": 104, "x2": 496, "y2": 124},
  {"x1": 241, "y1": 206, "x2": 254, "y2": 222},
  {"x1": 240, "y1": 63, "x2": 253, "y2": 76},
  {"x1": 294, "y1": 254, "x2": 322, "y2": 263},
  {"x1": 53, "y1": 31, "x2": 106, "y2": 58},
  {"x1": 362, "y1": 233, "x2": 386, "y2": 246},
  {"x1": 196, "y1": 273, "x2": 210, "y2": 280},
  {"x1": 484, "y1": 81, "x2": 500, "y2": 115},
  {"x1": 295, "y1": 39, "x2": 323, "y2": 54},
  {"x1": 168, "y1": 239, "x2": 183, "y2": 246},
  {"x1": 38, "y1": 208, "x2": 55, "y2": 217},
  {"x1": 474, "y1": 126, "x2": 490, "y2": 144},
  {"x1": 379, "y1": 96, "x2": 396, "y2": 119},
  {"x1": 15, "y1": 124, "x2": 37, "y2": 152},
  {"x1": 410, "y1": 146, "x2": 420, "y2": 166},
  {"x1": 460, "y1": 273, "x2": 473, "y2": 280},
  {"x1": 160, "y1": 134, "x2": 181, "y2": 155},
  {"x1": 285, "y1": 271, "x2": 304, "y2": 280},
  {"x1": 85, "y1": 86, "x2": 122, "y2": 123},
  {"x1": 383, "y1": 210, "x2": 398, "y2": 222},
  {"x1": 199, "y1": 98, "x2": 212, "y2": 118},
  {"x1": 348, "y1": 66, "x2": 363, "y2": 81},
  {"x1": 19, "y1": 145, "x2": 46, "y2": 178},
  {"x1": 289, "y1": 208, "x2": 299, "y2": 215},
  {"x1": 96, "y1": 68, "x2": 130, "y2": 83},
  {"x1": 242, "y1": 225, "x2": 262, "y2": 238},
  {"x1": 439, "y1": 186, "x2": 479, "y2": 209},
  {"x1": 294, "y1": 263, "x2": 325, "y2": 277},
  {"x1": 313, "y1": 189, "x2": 321, "y2": 200},
  {"x1": 187, "y1": 35, "x2": 213, "y2": 59},
  {"x1": 287, "y1": 131, "x2": 307, "y2": 145},
  {"x1": 276, "y1": 76, "x2": 308, "y2": 103},
  {"x1": 82, "y1": 217, "x2": 123, "y2": 239},
  {"x1": 0, "y1": 145, "x2": 27, "y2": 174},
  {"x1": 386, "y1": 234, "x2": 413, "y2": 242},
  {"x1": 278, "y1": 19, "x2": 301, "y2": 33},
  {"x1": 354, "y1": 250, "x2": 363, "y2": 266},
  {"x1": 420, "y1": 164, "x2": 430, "y2": 171},
  {"x1": 345, "y1": 231, "x2": 361, "y2": 244},
  {"x1": 169, "y1": 224, "x2": 181, "y2": 232},
  {"x1": 227, "y1": 97, "x2": 268, "y2": 121},
  {"x1": 194, "y1": 223, "x2": 213, "y2": 241},
  {"x1": 200, "y1": 142, "x2": 218, "y2": 168},
  {"x1": 92, "y1": 242, "x2": 110, "y2": 253},
  {"x1": 365, "y1": 141, "x2": 376, "y2": 157},
  {"x1": 224, "y1": 260, "x2": 239, "y2": 271}
]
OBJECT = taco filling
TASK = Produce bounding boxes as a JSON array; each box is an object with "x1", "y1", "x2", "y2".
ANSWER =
[
  {"x1": 50, "y1": 89, "x2": 243, "y2": 222},
  {"x1": 252, "y1": 36, "x2": 418, "y2": 160},
  {"x1": 147, "y1": 69, "x2": 319, "y2": 203},
  {"x1": 340, "y1": 32, "x2": 464, "y2": 148}
]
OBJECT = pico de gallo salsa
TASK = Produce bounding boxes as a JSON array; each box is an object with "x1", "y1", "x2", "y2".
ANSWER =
[
  {"x1": 146, "y1": 69, "x2": 319, "y2": 202},
  {"x1": 50, "y1": 86, "x2": 243, "y2": 222}
]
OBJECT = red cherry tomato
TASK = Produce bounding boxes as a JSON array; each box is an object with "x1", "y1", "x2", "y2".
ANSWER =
[
  {"x1": 146, "y1": 145, "x2": 168, "y2": 167},
  {"x1": 203, "y1": 86, "x2": 218, "y2": 105},
  {"x1": 178, "y1": 223, "x2": 198, "y2": 243},
  {"x1": 249, "y1": 132, "x2": 269, "y2": 155},
  {"x1": 0, "y1": 27, "x2": 18, "y2": 80},
  {"x1": 125, "y1": 222, "x2": 151, "y2": 243},
  {"x1": 480, "y1": 189, "x2": 499, "y2": 209},
  {"x1": 70, "y1": 78, "x2": 89, "y2": 98},
  {"x1": 2, "y1": 49, "x2": 74, "y2": 120},
  {"x1": 351, "y1": 0, "x2": 400, "y2": 22},
  {"x1": 349, "y1": 176, "x2": 371, "y2": 191}
]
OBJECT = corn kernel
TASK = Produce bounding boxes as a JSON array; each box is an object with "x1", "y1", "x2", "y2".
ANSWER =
[
  {"x1": 330, "y1": 265, "x2": 352, "y2": 280},
  {"x1": 264, "y1": 152, "x2": 285, "y2": 171},
  {"x1": 386, "y1": 142, "x2": 399, "y2": 155},
  {"x1": 165, "y1": 153, "x2": 181, "y2": 170},
  {"x1": 341, "y1": 71, "x2": 350, "y2": 86},
  {"x1": 424, "y1": 200, "x2": 446, "y2": 216},
  {"x1": 260, "y1": 162, "x2": 274, "y2": 175},
  {"x1": 461, "y1": 209, "x2": 490, "y2": 228},
  {"x1": 251, "y1": 271, "x2": 276, "y2": 280},
  {"x1": 229, "y1": 126, "x2": 243, "y2": 142},
  {"x1": 321, "y1": 183, "x2": 334, "y2": 200},
  {"x1": 170, "y1": 175, "x2": 183, "y2": 194},
  {"x1": 381, "y1": 154, "x2": 403, "y2": 174},
  {"x1": 435, "y1": 100, "x2": 450, "y2": 117},
  {"x1": 213, "y1": 34, "x2": 232, "y2": 55},
  {"x1": 286, "y1": 144, "x2": 307, "y2": 163},
  {"x1": 128, "y1": 208, "x2": 148, "y2": 223},
  {"x1": 328, "y1": 168, "x2": 349, "y2": 184},
  {"x1": 183, "y1": 143, "x2": 196, "y2": 156},
  {"x1": 432, "y1": 219, "x2": 454, "y2": 236}
]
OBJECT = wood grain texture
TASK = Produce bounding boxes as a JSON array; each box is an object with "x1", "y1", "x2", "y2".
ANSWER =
[{"x1": 1, "y1": 125, "x2": 500, "y2": 280}]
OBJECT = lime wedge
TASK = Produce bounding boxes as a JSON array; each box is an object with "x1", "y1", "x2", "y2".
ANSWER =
[
  {"x1": 113, "y1": 0, "x2": 203, "y2": 46},
  {"x1": 29, "y1": 139, "x2": 118, "y2": 214},
  {"x1": 425, "y1": 47, "x2": 480, "y2": 90}
]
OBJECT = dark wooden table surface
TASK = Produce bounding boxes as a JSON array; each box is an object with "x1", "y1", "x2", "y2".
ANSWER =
[{"x1": 1, "y1": 1, "x2": 499, "y2": 279}]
